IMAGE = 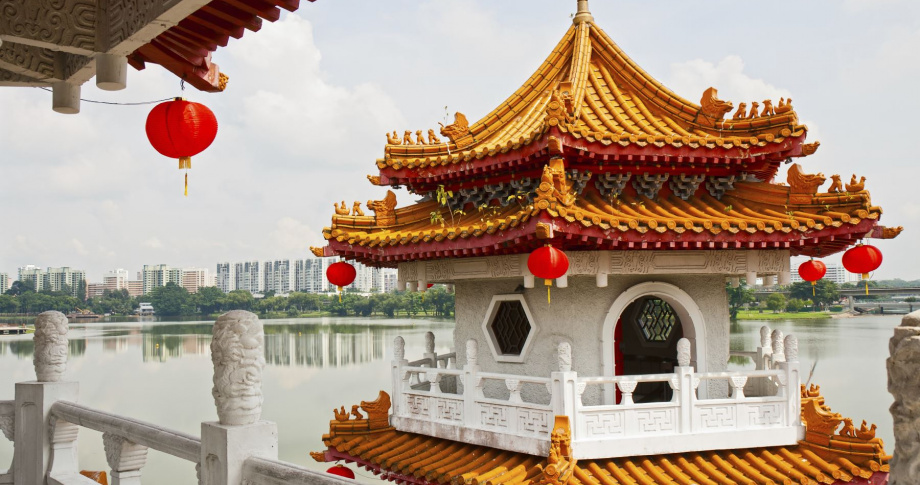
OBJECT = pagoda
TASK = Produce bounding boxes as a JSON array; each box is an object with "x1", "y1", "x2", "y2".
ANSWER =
[{"x1": 311, "y1": 2, "x2": 898, "y2": 483}]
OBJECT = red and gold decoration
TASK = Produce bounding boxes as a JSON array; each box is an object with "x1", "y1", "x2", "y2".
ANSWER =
[
  {"x1": 527, "y1": 245, "x2": 569, "y2": 304},
  {"x1": 798, "y1": 259, "x2": 827, "y2": 296},
  {"x1": 145, "y1": 98, "x2": 218, "y2": 196},
  {"x1": 326, "y1": 261, "x2": 357, "y2": 302},
  {"x1": 326, "y1": 465, "x2": 355, "y2": 479},
  {"x1": 842, "y1": 243, "x2": 883, "y2": 295}
]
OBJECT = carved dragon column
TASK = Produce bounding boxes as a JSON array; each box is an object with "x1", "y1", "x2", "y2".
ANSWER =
[{"x1": 888, "y1": 311, "x2": 920, "y2": 484}]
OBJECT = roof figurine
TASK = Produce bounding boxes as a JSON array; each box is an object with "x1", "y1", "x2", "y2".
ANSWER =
[{"x1": 312, "y1": 3, "x2": 898, "y2": 485}]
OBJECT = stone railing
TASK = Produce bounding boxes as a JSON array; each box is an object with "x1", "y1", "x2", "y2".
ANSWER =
[
  {"x1": 0, "y1": 310, "x2": 349, "y2": 485},
  {"x1": 391, "y1": 333, "x2": 802, "y2": 459}
]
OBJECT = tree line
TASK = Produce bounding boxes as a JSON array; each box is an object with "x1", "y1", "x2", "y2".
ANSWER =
[
  {"x1": 727, "y1": 279, "x2": 841, "y2": 318},
  {"x1": 0, "y1": 280, "x2": 455, "y2": 319}
]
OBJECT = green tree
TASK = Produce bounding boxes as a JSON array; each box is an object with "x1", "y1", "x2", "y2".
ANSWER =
[
  {"x1": 224, "y1": 290, "x2": 255, "y2": 311},
  {"x1": 726, "y1": 282, "x2": 755, "y2": 319},
  {"x1": 0, "y1": 294, "x2": 20, "y2": 313},
  {"x1": 766, "y1": 293, "x2": 787, "y2": 313},
  {"x1": 786, "y1": 298, "x2": 806, "y2": 313},
  {"x1": 194, "y1": 287, "x2": 225, "y2": 315},
  {"x1": 790, "y1": 279, "x2": 839, "y2": 310},
  {"x1": 6, "y1": 280, "x2": 35, "y2": 296},
  {"x1": 147, "y1": 282, "x2": 193, "y2": 316}
]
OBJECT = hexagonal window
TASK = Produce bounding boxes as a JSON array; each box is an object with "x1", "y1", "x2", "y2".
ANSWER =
[
  {"x1": 481, "y1": 295, "x2": 537, "y2": 363},
  {"x1": 637, "y1": 297, "x2": 677, "y2": 342}
]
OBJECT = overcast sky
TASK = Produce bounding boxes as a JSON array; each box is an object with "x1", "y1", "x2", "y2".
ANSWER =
[{"x1": 0, "y1": 0, "x2": 917, "y2": 282}]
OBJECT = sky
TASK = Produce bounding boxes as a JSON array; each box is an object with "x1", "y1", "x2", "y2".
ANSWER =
[{"x1": 0, "y1": 0, "x2": 918, "y2": 282}]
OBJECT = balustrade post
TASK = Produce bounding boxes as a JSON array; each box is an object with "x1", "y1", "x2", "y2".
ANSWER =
[
  {"x1": 14, "y1": 311, "x2": 79, "y2": 485},
  {"x1": 423, "y1": 332, "x2": 436, "y2": 368},
  {"x1": 392, "y1": 337, "x2": 408, "y2": 419},
  {"x1": 200, "y1": 311, "x2": 278, "y2": 485},
  {"x1": 103, "y1": 433, "x2": 148, "y2": 485},
  {"x1": 771, "y1": 329, "x2": 785, "y2": 366},
  {"x1": 779, "y1": 335, "x2": 801, "y2": 429},
  {"x1": 754, "y1": 326, "x2": 772, "y2": 397},
  {"x1": 675, "y1": 338, "x2": 695, "y2": 433},
  {"x1": 550, "y1": 342, "x2": 579, "y2": 440},
  {"x1": 462, "y1": 340, "x2": 480, "y2": 430}
]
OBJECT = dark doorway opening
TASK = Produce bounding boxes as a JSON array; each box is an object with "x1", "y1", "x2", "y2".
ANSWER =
[{"x1": 614, "y1": 297, "x2": 684, "y2": 403}]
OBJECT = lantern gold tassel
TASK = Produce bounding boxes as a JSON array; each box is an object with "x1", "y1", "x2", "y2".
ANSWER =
[
  {"x1": 184, "y1": 172, "x2": 188, "y2": 197},
  {"x1": 545, "y1": 278, "x2": 552, "y2": 305},
  {"x1": 811, "y1": 281, "x2": 815, "y2": 296},
  {"x1": 864, "y1": 273, "x2": 870, "y2": 296},
  {"x1": 338, "y1": 286, "x2": 343, "y2": 303},
  {"x1": 178, "y1": 157, "x2": 191, "y2": 169}
]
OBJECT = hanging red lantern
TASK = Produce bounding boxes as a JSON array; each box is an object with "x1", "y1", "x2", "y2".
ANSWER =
[
  {"x1": 326, "y1": 261, "x2": 356, "y2": 302},
  {"x1": 326, "y1": 465, "x2": 355, "y2": 479},
  {"x1": 798, "y1": 259, "x2": 826, "y2": 296},
  {"x1": 145, "y1": 98, "x2": 218, "y2": 196},
  {"x1": 842, "y1": 243, "x2": 882, "y2": 295},
  {"x1": 527, "y1": 245, "x2": 569, "y2": 304}
]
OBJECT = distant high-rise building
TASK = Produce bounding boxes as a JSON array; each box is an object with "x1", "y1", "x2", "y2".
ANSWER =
[
  {"x1": 18, "y1": 265, "x2": 44, "y2": 291},
  {"x1": 181, "y1": 268, "x2": 211, "y2": 294},
  {"x1": 233, "y1": 261, "x2": 261, "y2": 294},
  {"x1": 17, "y1": 266, "x2": 85, "y2": 298},
  {"x1": 126, "y1": 280, "x2": 144, "y2": 297},
  {"x1": 789, "y1": 260, "x2": 856, "y2": 285},
  {"x1": 263, "y1": 260, "x2": 292, "y2": 295},
  {"x1": 103, "y1": 269, "x2": 130, "y2": 292},
  {"x1": 216, "y1": 263, "x2": 232, "y2": 293},
  {"x1": 0, "y1": 273, "x2": 9, "y2": 293},
  {"x1": 142, "y1": 264, "x2": 183, "y2": 295},
  {"x1": 87, "y1": 283, "x2": 106, "y2": 298}
]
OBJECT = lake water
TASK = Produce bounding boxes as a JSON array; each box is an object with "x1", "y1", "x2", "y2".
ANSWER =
[{"x1": 0, "y1": 314, "x2": 901, "y2": 484}]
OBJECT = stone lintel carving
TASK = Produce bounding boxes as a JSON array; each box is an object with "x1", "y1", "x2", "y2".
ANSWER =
[
  {"x1": 888, "y1": 311, "x2": 920, "y2": 482},
  {"x1": 0, "y1": 0, "x2": 97, "y2": 54},
  {"x1": 34, "y1": 310, "x2": 69, "y2": 382},
  {"x1": 557, "y1": 342, "x2": 572, "y2": 372},
  {"x1": 0, "y1": 43, "x2": 55, "y2": 79},
  {"x1": 103, "y1": 432, "x2": 148, "y2": 472},
  {"x1": 399, "y1": 250, "x2": 791, "y2": 282},
  {"x1": 0, "y1": 67, "x2": 48, "y2": 85},
  {"x1": 211, "y1": 310, "x2": 265, "y2": 426},
  {"x1": 676, "y1": 338, "x2": 691, "y2": 367}
]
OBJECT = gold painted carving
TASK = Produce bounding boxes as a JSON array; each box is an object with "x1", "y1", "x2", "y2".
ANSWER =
[
  {"x1": 535, "y1": 159, "x2": 574, "y2": 208},
  {"x1": 699, "y1": 87, "x2": 733, "y2": 121},
  {"x1": 828, "y1": 174, "x2": 843, "y2": 193},
  {"x1": 218, "y1": 73, "x2": 229, "y2": 92},
  {"x1": 367, "y1": 175, "x2": 381, "y2": 185},
  {"x1": 309, "y1": 451, "x2": 326, "y2": 463},
  {"x1": 386, "y1": 131, "x2": 401, "y2": 145},
  {"x1": 439, "y1": 112, "x2": 470, "y2": 143},
  {"x1": 545, "y1": 89, "x2": 574, "y2": 127},
  {"x1": 368, "y1": 190, "x2": 398, "y2": 226},
  {"x1": 333, "y1": 406, "x2": 349, "y2": 421},
  {"x1": 802, "y1": 141, "x2": 821, "y2": 156},
  {"x1": 328, "y1": 391, "x2": 393, "y2": 436},
  {"x1": 881, "y1": 226, "x2": 904, "y2": 239},
  {"x1": 536, "y1": 222, "x2": 554, "y2": 239},
  {"x1": 415, "y1": 130, "x2": 426, "y2": 145},
  {"x1": 787, "y1": 163, "x2": 826, "y2": 195},
  {"x1": 732, "y1": 102, "x2": 747, "y2": 120},
  {"x1": 775, "y1": 97, "x2": 793, "y2": 114},
  {"x1": 334, "y1": 201, "x2": 350, "y2": 215},
  {"x1": 846, "y1": 175, "x2": 866, "y2": 192},
  {"x1": 748, "y1": 101, "x2": 760, "y2": 119},
  {"x1": 548, "y1": 136, "x2": 563, "y2": 155},
  {"x1": 427, "y1": 129, "x2": 441, "y2": 145},
  {"x1": 537, "y1": 416, "x2": 575, "y2": 485},
  {"x1": 760, "y1": 99, "x2": 774, "y2": 117},
  {"x1": 309, "y1": 246, "x2": 325, "y2": 258},
  {"x1": 352, "y1": 202, "x2": 364, "y2": 216},
  {"x1": 402, "y1": 130, "x2": 414, "y2": 145},
  {"x1": 857, "y1": 420, "x2": 878, "y2": 440}
]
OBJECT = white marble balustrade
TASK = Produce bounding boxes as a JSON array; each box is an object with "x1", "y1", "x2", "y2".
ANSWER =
[{"x1": 390, "y1": 328, "x2": 803, "y2": 459}]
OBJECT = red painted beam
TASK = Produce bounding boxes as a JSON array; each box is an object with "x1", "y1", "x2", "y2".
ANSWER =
[
  {"x1": 222, "y1": 0, "x2": 281, "y2": 22},
  {"x1": 201, "y1": 2, "x2": 263, "y2": 32}
]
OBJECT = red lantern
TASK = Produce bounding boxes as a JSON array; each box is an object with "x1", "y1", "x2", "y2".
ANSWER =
[
  {"x1": 798, "y1": 259, "x2": 826, "y2": 296},
  {"x1": 326, "y1": 261, "x2": 356, "y2": 302},
  {"x1": 145, "y1": 98, "x2": 218, "y2": 196},
  {"x1": 842, "y1": 243, "x2": 882, "y2": 295},
  {"x1": 527, "y1": 245, "x2": 569, "y2": 304},
  {"x1": 326, "y1": 465, "x2": 355, "y2": 479}
]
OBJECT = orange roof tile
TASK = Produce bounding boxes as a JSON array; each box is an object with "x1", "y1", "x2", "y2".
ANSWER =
[{"x1": 313, "y1": 389, "x2": 889, "y2": 485}]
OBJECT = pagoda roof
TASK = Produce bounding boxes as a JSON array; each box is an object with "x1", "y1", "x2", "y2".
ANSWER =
[
  {"x1": 318, "y1": 157, "x2": 897, "y2": 266},
  {"x1": 312, "y1": 389, "x2": 889, "y2": 485},
  {"x1": 377, "y1": 16, "x2": 811, "y2": 190}
]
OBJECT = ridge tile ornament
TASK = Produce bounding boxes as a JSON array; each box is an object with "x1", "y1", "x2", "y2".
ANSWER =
[{"x1": 210, "y1": 310, "x2": 265, "y2": 426}]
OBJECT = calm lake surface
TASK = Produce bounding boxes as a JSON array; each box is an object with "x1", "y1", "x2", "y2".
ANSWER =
[{"x1": 0, "y1": 314, "x2": 900, "y2": 484}]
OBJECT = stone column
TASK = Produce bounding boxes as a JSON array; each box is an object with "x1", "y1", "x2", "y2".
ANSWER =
[
  {"x1": 14, "y1": 311, "x2": 79, "y2": 485},
  {"x1": 200, "y1": 311, "x2": 277, "y2": 485},
  {"x1": 888, "y1": 311, "x2": 920, "y2": 484}
]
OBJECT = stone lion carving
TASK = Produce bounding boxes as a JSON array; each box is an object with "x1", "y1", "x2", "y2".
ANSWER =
[
  {"x1": 211, "y1": 310, "x2": 265, "y2": 426},
  {"x1": 34, "y1": 311, "x2": 69, "y2": 382}
]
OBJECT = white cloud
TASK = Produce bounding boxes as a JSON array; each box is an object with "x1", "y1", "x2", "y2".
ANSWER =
[
  {"x1": 143, "y1": 238, "x2": 163, "y2": 250},
  {"x1": 668, "y1": 55, "x2": 793, "y2": 109},
  {"x1": 268, "y1": 217, "x2": 318, "y2": 256}
]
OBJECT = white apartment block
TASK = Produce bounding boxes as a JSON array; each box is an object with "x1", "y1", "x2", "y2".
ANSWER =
[
  {"x1": 16, "y1": 266, "x2": 86, "y2": 298},
  {"x1": 233, "y1": 261, "x2": 261, "y2": 294},
  {"x1": 789, "y1": 260, "x2": 858, "y2": 285},
  {"x1": 263, "y1": 260, "x2": 292, "y2": 295},
  {"x1": 0, "y1": 273, "x2": 9, "y2": 294},
  {"x1": 142, "y1": 264, "x2": 183, "y2": 295},
  {"x1": 216, "y1": 263, "x2": 232, "y2": 293}
]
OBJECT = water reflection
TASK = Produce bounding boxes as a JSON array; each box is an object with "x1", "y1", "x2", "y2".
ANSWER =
[{"x1": 0, "y1": 320, "x2": 429, "y2": 368}]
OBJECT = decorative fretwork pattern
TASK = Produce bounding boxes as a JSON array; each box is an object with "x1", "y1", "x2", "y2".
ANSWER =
[
  {"x1": 668, "y1": 174, "x2": 706, "y2": 200},
  {"x1": 706, "y1": 175, "x2": 736, "y2": 200},
  {"x1": 432, "y1": 177, "x2": 537, "y2": 210},
  {"x1": 594, "y1": 172, "x2": 631, "y2": 199},
  {"x1": 566, "y1": 170, "x2": 592, "y2": 196},
  {"x1": 637, "y1": 298, "x2": 677, "y2": 342},
  {"x1": 490, "y1": 301, "x2": 531, "y2": 355},
  {"x1": 632, "y1": 173, "x2": 669, "y2": 199}
]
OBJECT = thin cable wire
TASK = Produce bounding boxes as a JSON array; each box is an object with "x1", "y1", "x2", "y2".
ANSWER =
[{"x1": 35, "y1": 86, "x2": 173, "y2": 106}]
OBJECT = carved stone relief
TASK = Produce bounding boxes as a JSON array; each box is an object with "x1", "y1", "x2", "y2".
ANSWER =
[
  {"x1": 487, "y1": 256, "x2": 518, "y2": 278},
  {"x1": 211, "y1": 310, "x2": 265, "y2": 426},
  {"x1": 568, "y1": 251, "x2": 598, "y2": 275},
  {"x1": 0, "y1": 0, "x2": 97, "y2": 53},
  {"x1": 0, "y1": 43, "x2": 55, "y2": 78},
  {"x1": 34, "y1": 311, "x2": 68, "y2": 382}
]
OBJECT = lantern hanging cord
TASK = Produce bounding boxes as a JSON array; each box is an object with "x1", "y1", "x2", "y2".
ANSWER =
[{"x1": 35, "y1": 87, "x2": 173, "y2": 106}]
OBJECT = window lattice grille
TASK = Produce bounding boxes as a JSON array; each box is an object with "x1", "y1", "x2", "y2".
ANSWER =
[
  {"x1": 637, "y1": 298, "x2": 677, "y2": 342},
  {"x1": 491, "y1": 301, "x2": 531, "y2": 355}
]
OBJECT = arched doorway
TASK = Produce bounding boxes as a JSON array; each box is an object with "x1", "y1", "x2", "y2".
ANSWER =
[
  {"x1": 601, "y1": 282, "x2": 708, "y2": 404},
  {"x1": 614, "y1": 297, "x2": 683, "y2": 402}
]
